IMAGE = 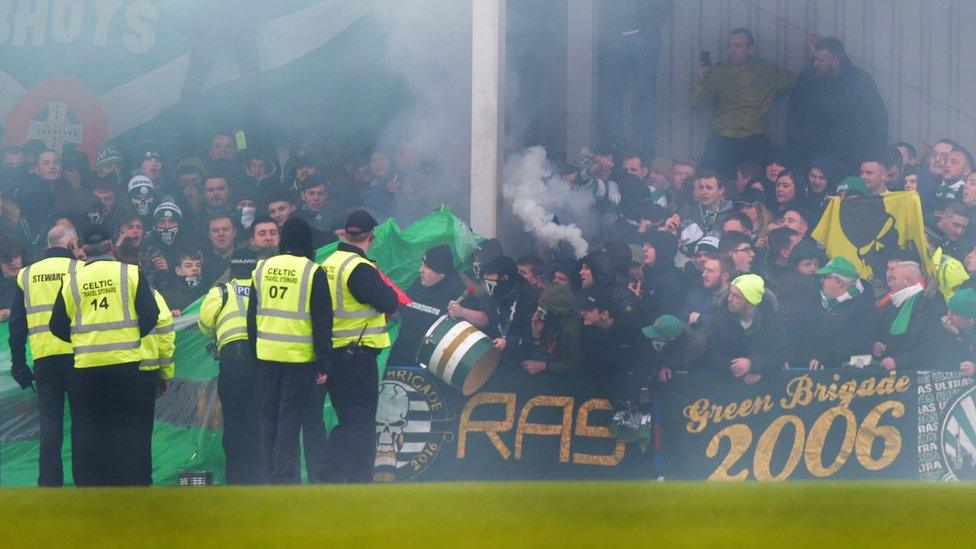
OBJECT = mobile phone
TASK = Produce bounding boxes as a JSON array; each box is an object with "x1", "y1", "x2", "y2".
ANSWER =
[{"x1": 700, "y1": 51, "x2": 712, "y2": 66}]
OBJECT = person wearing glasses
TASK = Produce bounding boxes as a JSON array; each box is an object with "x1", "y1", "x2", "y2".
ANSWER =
[{"x1": 719, "y1": 231, "x2": 757, "y2": 276}]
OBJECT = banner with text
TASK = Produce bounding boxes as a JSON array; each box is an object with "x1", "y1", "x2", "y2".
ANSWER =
[{"x1": 659, "y1": 370, "x2": 976, "y2": 481}]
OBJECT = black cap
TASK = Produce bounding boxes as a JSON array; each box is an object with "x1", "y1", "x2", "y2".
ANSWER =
[
  {"x1": 230, "y1": 248, "x2": 258, "y2": 277},
  {"x1": 736, "y1": 188, "x2": 766, "y2": 206},
  {"x1": 576, "y1": 289, "x2": 616, "y2": 313},
  {"x1": 81, "y1": 225, "x2": 113, "y2": 246},
  {"x1": 422, "y1": 244, "x2": 455, "y2": 275},
  {"x1": 344, "y1": 210, "x2": 378, "y2": 236}
]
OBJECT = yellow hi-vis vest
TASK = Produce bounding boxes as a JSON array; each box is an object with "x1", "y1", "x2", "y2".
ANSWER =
[
  {"x1": 62, "y1": 260, "x2": 142, "y2": 368},
  {"x1": 198, "y1": 278, "x2": 250, "y2": 350},
  {"x1": 139, "y1": 290, "x2": 175, "y2": 380},
  {"x1": 322, "y1": 250, "x2": 390, "y2": 349},
  {"x1": 17, "y1": 256, "x2": 79, "y2": 359},
  {"x1": 254, "y1": 254, "x2": 318, "y2": 363}
]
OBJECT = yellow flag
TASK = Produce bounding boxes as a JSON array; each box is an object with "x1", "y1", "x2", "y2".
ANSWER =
[{"x1": 811, "y1": 192, "x2": 933, "y2": 280}]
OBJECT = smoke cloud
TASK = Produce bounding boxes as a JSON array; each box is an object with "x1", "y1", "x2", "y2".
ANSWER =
[{"x1": 501, "y1": 146, "x2": 593, "y2": 259}]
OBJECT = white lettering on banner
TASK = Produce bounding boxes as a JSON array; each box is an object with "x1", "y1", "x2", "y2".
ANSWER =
[
  {"x1": 51, "y1": 0, "x2": 83, "y2": 44},
  {"x1": 12, "y1": 0, "x2": 48, "y2": 46},
  {"x1": 91, "y1": 0, "x2": 121, "y2": 47},
  {"x1": 0, "y1": 1, "x2": 12, "y2": 43},
  {"x1": 0, "y1": 0, "x2": 156, "y2": 52},
  {"x1": 122, "y1": 0, "x2": 154, "y2": 53}
]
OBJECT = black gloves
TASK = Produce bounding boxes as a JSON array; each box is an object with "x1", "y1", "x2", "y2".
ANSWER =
[{"x1": 11, "y1": 364, "x2": 33, "y2": 391}]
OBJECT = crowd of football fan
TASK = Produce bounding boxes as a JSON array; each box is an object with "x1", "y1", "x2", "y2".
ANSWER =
[{"x1": 1, "y1": 30, "x2": 974, "y2": 426}]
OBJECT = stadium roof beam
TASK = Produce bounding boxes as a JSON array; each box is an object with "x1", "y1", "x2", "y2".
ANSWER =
[{"x1": 470, "y1": 0, "x2": 505, "y2": 237}]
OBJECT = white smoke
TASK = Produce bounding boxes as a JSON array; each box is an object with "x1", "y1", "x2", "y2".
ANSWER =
[
  {"x1": 376, "y1": 0, "x2": 470, "y2": 166},
  {"x1": 502, "y1": 146, "x2": 593, "y2": 258}
]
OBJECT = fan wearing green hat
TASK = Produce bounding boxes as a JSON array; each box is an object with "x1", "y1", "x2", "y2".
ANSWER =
[
  {"x1": 522, "y1": 283, "x2": 581, "y2": 375},
  {"x1": 936, "y1": 287, "x2": 976, "y2": 376},
  {"x1": 641, "y1": 315, "x2": 688, "y2": 383},
  {"x1": 804, "y1": 257, "x2": 878, "y2": 369},
  {"x1": 702, "y1": 273, "x2": 789, "y2": 383}
]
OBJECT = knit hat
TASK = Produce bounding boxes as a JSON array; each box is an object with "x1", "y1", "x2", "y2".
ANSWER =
[
  {"x1": 474, "y1": 238, "x2": 504, "y2": 264},
  {"x1": 154, "y1": 196, "x2": 183, "y2": 222},
  {"x1": 81, "y1": 225, "x2": 113, "y2": 247},
  {"x1": 310, "y1": 139, "x2": 348, "y2": 169},
  {"x1": 641, "y1": 314, "x2": 684, "y2": 340},
  {"x1": 731, "y1": 274, "x2": 765, "y2": 306},
  {"x1": 838, "y1": 176, "x2": 869, "y2": 197},
  {"x1": 948, "y1": 287, "x2": 976, "y2": 318},
  {"x1": 141, "y1": 148, "x2": 162, "y2": 161},
  {"x1": 279, "y1": 217, "x2": 314, "y2": 259},
  {"x1": 538, "y1": 283, "x2": 574, "y2": 316},
  {"x1": 127, "y1": 175, "x2": 155, "y2": 194},
  {"x1": 344, "y1": 209, "x2": 378, "y2": 236},
  {"x1": 177, "y1": 156, "x2": 207, "y2": 176},
  {"x1": 95, "y1": 144, "x2": 123, "y2": 171},
  {"x1": 642, "y1": 230, "x2": 678, "y2": 264},
  {"x1": 736, "y1": 187, "x2": 766, "y2": 206},
  {"x1": 482, "y1": 255, "x2": 518, "y2": 280},
  {"x1": 422, "y1": 244, "x2": 455, "y2": 275},
  {"x1": 816, "y1": 256, "x2": 858, "y2": 279}
]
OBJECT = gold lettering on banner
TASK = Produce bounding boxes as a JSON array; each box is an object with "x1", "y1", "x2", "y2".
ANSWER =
[
  {"x1": 705, "y1": 424, "x2": 752, "y2": 481},
  {"x1": 573, "y1": 399, "x2": 626, "y2": 466},
  {"x1": 515, "y1": 396, "x2": 574, "y2": 462},
  {"x1": 855, "y1": 400, "x2": 904, "y2": 470},
  {"x1": 804, "y1": 406, "x2": 857, "y2": 477},
  {"x1": 457, "y1": 392, "x2": 516, "y2": 460},
  {"x1": 684, "y1": 395, "x2": 773, "y2": 433},
  {"x1": 753, "y1": 415, "x2": 804, "y2": 482}
]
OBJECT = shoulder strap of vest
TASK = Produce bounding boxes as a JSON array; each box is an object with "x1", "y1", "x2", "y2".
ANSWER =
[{"x1": 220, "y1": 283, "x2": 229, "y2": 311}]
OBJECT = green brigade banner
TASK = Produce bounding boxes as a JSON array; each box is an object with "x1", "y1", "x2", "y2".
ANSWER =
[
  {"x1": 811, "y1": 192, "x2": 934, "y2": 280},
  {"x1": 0, "y1": 208, "x2": 479, "y2": 486},
  {"x1": 660, "y1": 370, "x2": 976, "y2": 481}
]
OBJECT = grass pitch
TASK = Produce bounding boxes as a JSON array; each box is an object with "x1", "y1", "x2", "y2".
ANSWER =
[{"x1": 1, "y1": 482, "x2": 972, "y2": 547}]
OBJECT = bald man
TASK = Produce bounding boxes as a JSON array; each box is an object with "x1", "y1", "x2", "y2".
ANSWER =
[
  {"x1": 7, "y1": 226, "x2": 83, "y2": 486},
  {"x1": 874, "y1": 261, "x2": 946, "y2": 371}
]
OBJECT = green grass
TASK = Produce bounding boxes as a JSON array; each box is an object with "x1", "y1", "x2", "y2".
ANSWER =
[{"x1": 1, "y1": 482, "x2": 973, "y2": 547}]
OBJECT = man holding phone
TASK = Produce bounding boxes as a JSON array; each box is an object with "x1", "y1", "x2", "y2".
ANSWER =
[{"x1": 692, "y1": 28, "x2": 795, "y2": 181}]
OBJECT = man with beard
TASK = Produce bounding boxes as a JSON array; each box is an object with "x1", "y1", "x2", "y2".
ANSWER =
[
  {"x1": 702, "y1": 274, "x2": 788, "y2": 383},
  {"x1": 389, "y1": 245, "x2": 466, "y2": 365}
]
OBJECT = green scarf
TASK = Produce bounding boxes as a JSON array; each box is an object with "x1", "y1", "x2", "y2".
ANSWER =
[{"x1": 889, "y1": 293, "x2": 922, "y2": 336}]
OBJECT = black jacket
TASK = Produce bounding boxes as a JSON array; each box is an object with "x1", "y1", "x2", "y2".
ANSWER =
[
  {"x1": 8, "y1": 247, "x2": 75, "y2": 369},
  {"x1": 808, "y1": 282, "x2": 878, "y2": 368},
  {"x1": 581, "y1": 318, "x2": 653, "y2": 405},
  {"x1": 786, "y1": 57, "x2": 887, "y2": 172},
  {"x1": 877, "y1": 292, "x2": 947, "y2": 370},
  {"x1": 389, "y1": 271, "x2": 466, "y2": 365},
  {"x1": 49, "y1": 257, "x2": 160, "y2": 362},
  {"x1": 702, "y1": 299, "x2": 789, "y2": 376},
  {"x1": 246, "y1": 248, "x2": 334, "y2": 373}
]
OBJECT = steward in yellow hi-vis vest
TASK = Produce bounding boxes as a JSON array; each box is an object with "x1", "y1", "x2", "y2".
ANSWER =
[
  {"x1": 198, "y1": 248, "x2": 262, "y2": 484},
  {"x1": 246, "y1": 218, "x2": 333, "y2": 485},
  {"x1": 48, "y1": 226, "x2": 160, "y2": 487},
  {"x1": 7, "y1": 226, "x2": 81, "y2": 487},
  {"x1": 320, "y1": 211, "x2": 399, "y2": 484}
]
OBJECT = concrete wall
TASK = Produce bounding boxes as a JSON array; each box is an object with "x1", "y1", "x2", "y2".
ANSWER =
[{"x1": 656, "y1": 0, "x2": 976, "y2": 158}]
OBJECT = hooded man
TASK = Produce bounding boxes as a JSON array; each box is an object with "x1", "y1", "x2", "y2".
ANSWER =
[
  {"x1": 389, "y1": 245, "x2": 467, "y2": 365},
  {"x1": 522, "y1": 283, "x2": 581, "y2": 375},
  {"x1": 638, "y1": 229, "x2": 686, "y2": 324}
]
